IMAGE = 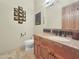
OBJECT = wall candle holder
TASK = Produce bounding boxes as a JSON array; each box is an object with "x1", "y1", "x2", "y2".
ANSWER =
[{"x1": 14, "y1": 6, "x2": 26, "y2": 24}]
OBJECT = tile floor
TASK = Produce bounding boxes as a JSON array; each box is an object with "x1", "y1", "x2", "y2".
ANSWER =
[{"x1": 0, "y1": 47, "x2": 35, "y2": 59}]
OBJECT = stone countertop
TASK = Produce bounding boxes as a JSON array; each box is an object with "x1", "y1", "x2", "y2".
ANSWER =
[{"x1": 34, "y1": 33, "x2": 79, "y2": 50}]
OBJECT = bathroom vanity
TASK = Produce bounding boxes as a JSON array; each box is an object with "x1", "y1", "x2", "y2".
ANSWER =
[{"x1": 34, "y1": 33, "x2": 79, "y2": 59}]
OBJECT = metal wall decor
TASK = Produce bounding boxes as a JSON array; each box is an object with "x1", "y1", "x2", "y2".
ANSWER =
[{"x1": 14, "y1": 6, "x2": 26, "y2": 24}]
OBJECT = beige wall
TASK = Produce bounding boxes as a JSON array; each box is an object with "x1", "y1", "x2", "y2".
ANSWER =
[
  {"x1": 0, "y1": 0, "x2": 34, "y2": 53},
  {"x1": 34, "y1": 0, "x2": 79, "y2": 33}
]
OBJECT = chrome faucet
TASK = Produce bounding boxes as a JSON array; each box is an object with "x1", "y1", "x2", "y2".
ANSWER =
[{"x1": 20, "y1": 32, "x2": 26, "y2": 37}]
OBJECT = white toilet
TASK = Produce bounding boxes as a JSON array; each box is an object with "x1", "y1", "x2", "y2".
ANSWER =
[{"x1": 24, "y1": 38, "x2": 34, "y2": 52}]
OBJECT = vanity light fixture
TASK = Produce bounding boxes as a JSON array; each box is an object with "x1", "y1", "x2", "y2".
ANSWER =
[
  {"x1": 14, "y1": 6, "x2": 26, "y2": 24},
  {"x1": 43, "y1": 0, "x2": 58, "y2": 7}
]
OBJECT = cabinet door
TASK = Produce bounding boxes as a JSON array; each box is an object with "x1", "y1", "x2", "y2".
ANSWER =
[
  {"x1": 49, "y1": 52, "x2": 63, "y2": 59},
  {"x1": 34, "y1": 44, "x2": 41, "y2": 59},
  {"x1": 40, "y1": 45, "x2": 49, "y2": 59},
  {"x1": 34, "y1": 35, "x2": 38, "y2": 55},
  {"x1": 34, "y1": 44, "x2": 37, "y2": 56},
  {"x1": 34, "y1": 35, "x2": 41, "y2": 59}
]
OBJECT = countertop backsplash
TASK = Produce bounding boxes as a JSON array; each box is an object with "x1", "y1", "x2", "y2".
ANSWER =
[{"x1": 43, "y1": 28, "x2": 79, "y2": 40}]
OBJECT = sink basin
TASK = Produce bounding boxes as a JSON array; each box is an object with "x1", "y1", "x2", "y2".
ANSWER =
[{"x1": 49, "y1": 36, "x2": 71, "y2": 42}]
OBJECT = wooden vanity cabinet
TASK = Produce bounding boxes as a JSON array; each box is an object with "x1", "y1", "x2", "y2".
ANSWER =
[{"x1": 34, "y1": 35, "x2": 79, "y2": 59}]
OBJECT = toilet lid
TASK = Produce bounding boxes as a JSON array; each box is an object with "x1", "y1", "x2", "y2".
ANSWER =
[{"x1": 24, "y1": 39, "x2": 34, "y2": 45}]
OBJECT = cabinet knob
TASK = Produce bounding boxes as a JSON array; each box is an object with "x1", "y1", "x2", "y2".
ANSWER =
[
  {"x1": 49, "y1": 52, "x2": 54, "y2": 56},
  {"x1": 54, "y1": 55, "x2": 58, "y2": 59}
]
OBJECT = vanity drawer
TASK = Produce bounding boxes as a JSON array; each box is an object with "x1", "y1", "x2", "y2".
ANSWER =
[{"x1": 62, "y1": 45, "x2": 79, "y2": 59}]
